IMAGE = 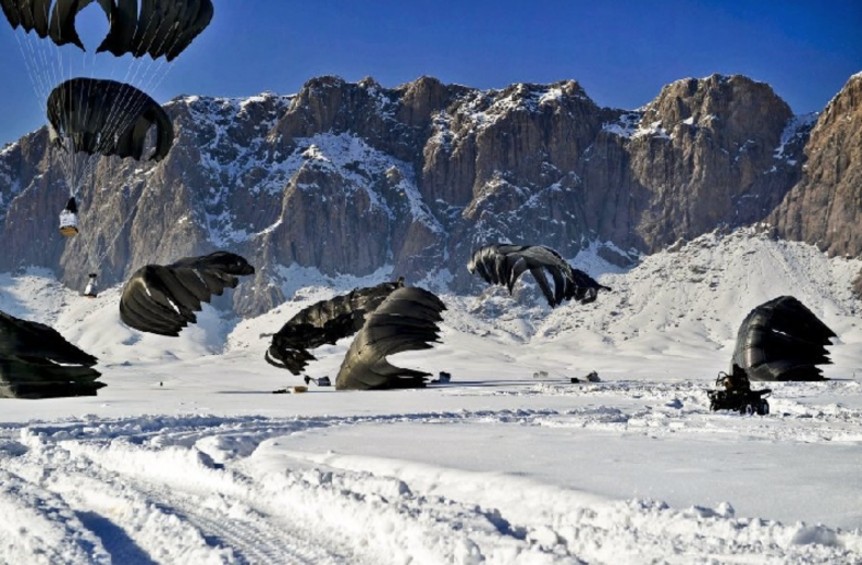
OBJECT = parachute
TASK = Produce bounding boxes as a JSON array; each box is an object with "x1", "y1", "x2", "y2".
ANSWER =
[
  {"x1": 46, "y1": 77, "x2": 173, "y2": 241},
  {"x1": 468, "y1": 244, "x2": 611, "y2": 307},
  {"x1": 266, "y1": 280, "x2": 446, "y2": 390},
  {"x1": 47, "y1": 77, "x2": 174, "y2": 161},
  {"x1": 731, "y1": 296, "x2": 836, "y2": 381},
  {"x1": 0, "y1": 309, "x2": 104, "y2": 398},
  {"x1": 3, "y1": 1, "x2": 213, "y2": 242},
  {"x1": 1, "y1": 0, "x2": 214, "y2": 61},
  {"x1": 119, "y1": 251, "x2": 255, "y2": 336},
  {"x1": 336, "y1": 286, "x2": 446, "y2": 391},
  {"x1": 265, "y1": 279, "x2": 407, "y2": 375}
]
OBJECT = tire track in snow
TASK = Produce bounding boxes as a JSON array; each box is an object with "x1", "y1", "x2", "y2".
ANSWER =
[
  {"x1": 1, "y1": 412, "x2": 586, "y2": 563},
  {"x1": 0, "y1": 469, "x2": 111, "y2": 564},
  {"x1": 139, "y1": 487, "x2": 338, "y2": 565},
  {"x1": 2, "y1": 433, "x2": 346, "y2": 564},
  {"x1": 60, "y1": 425, "x2": 568, "y2": 563},
  {"x1": 3, "y1": 397, "x2": 862, "y2": 564}
]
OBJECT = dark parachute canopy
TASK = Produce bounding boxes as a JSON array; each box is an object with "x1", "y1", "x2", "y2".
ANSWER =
[
  {"x1": 336, "y1": 287, "x2": 446, "y2": 391},
  {"x1": 0, "y1": 310, "x2": 104, "y2": 398},
  {"x1": 732, "y1": 296, "x2": 836, "y2": 382},
  {"x1": 119, "y1": 251, "x2": 255, "y2": 337},
  {"x1": 1, "y1": 0, "x2": 214, "y2": 61},
  {"x1": 468, "y1": 244, "x2": 611, "y2": 307},
  {"x1": 265, "y1": 279, "x2": 407, "y2": 375},
  {"x1": 47, "y1": 77, "x2": 174, "y2": 161},
  {"x1": 266, "y1": 280, "x2": 446, "y2": 390}
]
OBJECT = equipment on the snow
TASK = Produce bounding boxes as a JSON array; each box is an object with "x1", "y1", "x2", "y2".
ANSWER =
[
  {"x1": 272, "y1": 385, "x2": 308, "y2": 394},
  {"x1": 707, "y1": 367, "x2": 771, "y2": 415},
  {"x1": 83, "y1": 273, "x2": 98, "y2": 298},
  {"x1": 303, "y1": 375, "x2": 332, "y2": 387},
  {"x1": 432, "y1": 371, "x2": 451, "y2": 384}
]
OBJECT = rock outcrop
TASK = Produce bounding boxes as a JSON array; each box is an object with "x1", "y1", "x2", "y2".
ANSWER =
[
  {"x1": 1, "y1": 72, "x2": 859, "y2": 314},
  {"x1": 770, "y1": 73, "x2": 862, "y2": 258},
  {"x1": 583, "y1": 74, "x2": 804, "y2": 251}
]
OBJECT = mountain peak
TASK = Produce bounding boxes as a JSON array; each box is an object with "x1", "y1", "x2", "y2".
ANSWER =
[{"x1": 1, "y1": 73, "x2": 859, "y2": 315}]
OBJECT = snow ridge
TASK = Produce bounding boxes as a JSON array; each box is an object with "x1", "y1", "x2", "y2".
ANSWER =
[{"x1": 2, "y1": 228, "x2": 862, "y2": 563}]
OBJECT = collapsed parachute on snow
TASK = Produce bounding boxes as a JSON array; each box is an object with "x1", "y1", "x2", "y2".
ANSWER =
[
  {"x1": 119, "y1": 251, "x2": 255, "y2": 337},
  {"x1": 731, "y1": 295, "x2": 836, "y2": 381},
  {"x1": 0, "y1": 310, "x2": 104, "y2": 398},
  {"x1": 266, "y1": 280, "x2": 446, "y2": 390},
  {"x1": 468, "y1": 244, "x2": 611, "y2": 307},
  {"x1": 1, "y1": 0, "x2": 213, "y2": 61},
  {"x1": 336, "y1": 286, "x2": 446, "y2": 390},
  {"x1": 265, "y1": 279, "x2": 406, "y2": 375},
  {"x1": 47, "y1": 77, "x2": 174, "y2": 161}
]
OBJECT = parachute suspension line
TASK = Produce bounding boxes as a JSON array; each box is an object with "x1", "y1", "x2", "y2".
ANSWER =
[
  {"x1": 12, "y1": 30, "x2": 47, "y2": 102},
  {"x1": 72, "y1": 14, "x2": 189, "y2": 191},
  {"x1": 12, "y1": 28, "x2": 84, "y2": 199},
  {"x1": 66, "y1": 16, "x2": 188, "y2": 240},
  {"x1": 10, "y1": 14, "x2": 160, "y2": 201},
  {"x1": 67, "y1": 83, "x2": 153, "y2": 201},
  {"x1": 8, "y1": 7, "x2": 70, "y2": 200},
  {"x1": 72, "y1": 16, "x2": 189, "y2": 196},
  {"x1": 101, "y1": 20, "x2": 181, "y2": 152},
  {"x1": 64, "y1": 78, "x2": 97, "y2": 200},
  {"x1": 91, "y1": 181, "x2": 153, "y2": 272},
  {"x1": 72, "y1": 77, "x2": 114, "y2": 198},
  {"x1": 12, "y1": 31, "x2": 81, "y2": 198},
  {"x1": 117, "y1": 13, "x2": 184, "y2": 94}
]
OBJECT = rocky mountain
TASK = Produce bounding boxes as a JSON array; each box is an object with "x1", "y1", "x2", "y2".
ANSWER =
[
  {"x1": 1, "y1": 72, "x2": 859, "y2": 315},
  {"x1": 770, "y1": 73, "x2": 862, "y2": 258}
]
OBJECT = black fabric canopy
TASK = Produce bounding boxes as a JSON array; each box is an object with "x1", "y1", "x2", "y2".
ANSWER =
[
  {"x1": 732, "y1": 296, "x2": 836, "y2": 381},
  {"x1": 0, "y1": 310, "x2": 104, "y2": 398},
  {"x1": 266, "y1": 281, "x2": 446, "y2": 390},
  {"x1": 120, "y1": 251, "x2": 255, "y2": 336},
  {"x1": 47, "y1": 77, "x2": 174, "y2": 161},
  {"x1": 468, "y1": 243, "x2": 611, "y2": 307},
  {"x1": 1, "y1": 0, "x2": 213, "y2": 60},
  {"x1": 265, "y1": 279, "x2": 406, "y2": 375}
]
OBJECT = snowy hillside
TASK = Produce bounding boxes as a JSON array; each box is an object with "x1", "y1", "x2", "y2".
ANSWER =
[{"x1": 1, "y1": 228, "x2": 862, "y2": 563}]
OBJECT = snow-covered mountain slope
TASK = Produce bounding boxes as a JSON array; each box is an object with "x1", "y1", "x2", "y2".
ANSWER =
[
  {"x1": 4, "y1": 227, "x2": 859, "y2": 379},
  {"x1": 1, "y1": 228, "x2": 861, "y2": 563}
]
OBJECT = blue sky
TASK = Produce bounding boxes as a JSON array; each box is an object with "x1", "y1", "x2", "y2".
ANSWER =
[{"x1": 1, "y1": 0, "x2": 860, "y2": 145}]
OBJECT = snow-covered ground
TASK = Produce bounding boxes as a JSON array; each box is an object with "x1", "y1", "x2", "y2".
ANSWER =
[{"x1": 1, "y1": 228, "x2": 861, "y2": 564}]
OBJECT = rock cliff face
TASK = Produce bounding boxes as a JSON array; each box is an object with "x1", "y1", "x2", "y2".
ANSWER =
[
  {"x1": 770, "y1": 74, "x2": 862, "y2": 258},
  {"x1": 584, "y1": 74, "x2": 802, "y2": 251},
  {"x1": 1, "y1": 72, "x2": 859, "y2": 314}
]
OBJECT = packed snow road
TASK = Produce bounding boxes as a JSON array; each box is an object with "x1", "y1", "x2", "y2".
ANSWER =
[
  {"x1": 2, "y1": 230, "x2": 862, "y2": 562},
  {"x1": 2, "y1": 378, "x2": 861, "y2": 564}
]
